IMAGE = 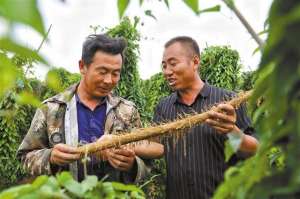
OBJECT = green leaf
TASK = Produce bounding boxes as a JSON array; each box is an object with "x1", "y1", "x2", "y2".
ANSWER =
[
  {"x1": 32, "y1": 175, "x2": 48, "y2": 188},
  {"x1": 0, "y1": 54, "x2": 18, "y2": 97},
  {"x1": 111, "y1": 182, "x2": 143, "y2": 193},
  {"x1": 164, "y1": 0, "x2": 170, "y2": 9},
  {"x1": 56, "y1": 172, "x2": 84, "y2": 197},
  {"x1": 118, "y1": 0, "x2": 130, "y2": 19},
  {"x1": 81, "y1": 175, "x2": 98, "y2": 193},
  {"x1": 252, "y1": 46, "x2": 261, "y2": 56},
  {"x1": 45, "y1": 69, "x2": 64, "y2": 92},
  {"x1": 183, "y1": 0, "x2": 199, "y2": 14},
  {"x1": 223, "y1": 0, "x2": 235, "y2": 9},
  {"x1": 0, "y1": 38, "x2": 47, "y2": 64},
  {"x1": 16, "y1": 91, "x2": 41, "y2": 107},
  {"x1": 0, "y1": 0, "x2": 45, "y2": 36},
  {"x1": 257, "y1": 29, "x2": 269, "y2": 36},
  {"x1": 144, "y1": 10, "x2": 157, "y2": 21},
  {"x1": 198, "y1": 5, "x2": 221, "y2": 15},
  {"x1": 139, "y1": 0, "x2": 143, "y2": 6},
  {"x1": 0, "y1": 184, "x2": 34, "y2": 198}
]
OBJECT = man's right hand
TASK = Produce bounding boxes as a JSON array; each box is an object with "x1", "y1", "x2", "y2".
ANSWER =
[{"x1": 50, "y1": 144, "x2": 81, "y2": 166}]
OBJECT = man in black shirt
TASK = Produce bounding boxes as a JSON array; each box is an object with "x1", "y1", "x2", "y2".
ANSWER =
[{"x1": 154, "y1": 36, "x2": 258, "y2": 199}]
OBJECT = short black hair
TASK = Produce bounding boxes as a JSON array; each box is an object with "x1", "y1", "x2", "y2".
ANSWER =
[
  {"x1": 164, "y1": 36, "x2": 200, "y2": 58},
  {"x1": 81, "y1": 34, "x2": 127, "y2": 66}
]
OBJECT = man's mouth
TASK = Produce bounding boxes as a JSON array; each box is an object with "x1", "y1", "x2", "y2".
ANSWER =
[
  {"x1": 97, "y1": 87, "x2": 111, "y2": 93},
  {"x1": 167, "y1": 78, "x2": 176, "y2": 86}
]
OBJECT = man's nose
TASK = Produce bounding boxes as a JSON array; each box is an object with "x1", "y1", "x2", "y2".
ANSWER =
[
  {"x1": 163, "y1": 65, "x2": 173, "y2": 76},
  {"x1": 103, "y1": 74, "x2": 112, "y2": 84}
]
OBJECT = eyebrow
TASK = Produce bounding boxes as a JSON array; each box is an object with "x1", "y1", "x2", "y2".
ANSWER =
[{"x1": 95, "y1": 66, "x2": 121, "y2": 72}]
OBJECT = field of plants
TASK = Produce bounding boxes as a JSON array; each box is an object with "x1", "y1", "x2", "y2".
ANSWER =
[{"x1": 0, "y1": 0, "x2": 299, "y2": 198}]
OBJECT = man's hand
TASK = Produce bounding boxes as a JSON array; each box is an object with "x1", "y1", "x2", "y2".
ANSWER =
[
  {"x1": 50, "y1": 144, "x2": 81, "y2": 166},
  {"x1": 206, "y1": 103, "x2": 237, "y2": 134},
  {"x1": 94, "y1": 135, "x2": 136, "y2": 172},
  {"x1": 107, "y1": 147, "x2": 136, "y2": 172}
]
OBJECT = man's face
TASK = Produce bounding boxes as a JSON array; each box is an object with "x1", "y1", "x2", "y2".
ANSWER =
[
  {"x1": 80, "y1": 51, "x2": 122, "y2": 98},
  {"x1": 162, "y1": 42, "x2": 198, "y2": 91}
]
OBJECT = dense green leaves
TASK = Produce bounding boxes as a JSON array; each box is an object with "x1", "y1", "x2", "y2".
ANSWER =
[
  {"x1": 0, "y1": 172, "x2": 145, "y2": 199},
  {"x1": 200, "y1": 45, "x2": 242, "y2": 91},
  {"x1": 106, "y1": 17, "x2": 149, "y2": 123},
  {"x1": 0, "y1": 53, "x2": 18, "y2": 97}
]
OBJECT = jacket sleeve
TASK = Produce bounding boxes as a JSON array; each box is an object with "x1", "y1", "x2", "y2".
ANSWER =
[{"x1": 17, "y1": 107, "x2": 53, "y2": 176}]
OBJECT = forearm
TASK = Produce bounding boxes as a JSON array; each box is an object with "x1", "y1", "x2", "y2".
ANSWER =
[
  {"x1": 134, "y1": 141, "x2": 164, "y2": 159},
  {"x1": 232, "y1": 126, "x2": 259, "y2": 154},
  {"x1": 20, "y1": 148, "x2": 53, "y2": 176}
]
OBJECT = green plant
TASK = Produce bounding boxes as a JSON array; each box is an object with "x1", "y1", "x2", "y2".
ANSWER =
[
  {"x1": 239, "y1": 70, "x2": 257, "y2": 91},
  {"x1": 200, "y1": 45, "x2": 242, "y2": 91},
  {"x1": 0, "y1": 171, "x2": 145, "y2": 199},
  {"x1": 43, "y1": 67, "x2": 81, "y2": 100},
  {"x1": 214, "y1": 0, "x2": 300, "y2": 198},
  {"x1": 105, "y1": 17, "x2": 149, "y2": 123},
  {"x1": 141, "y1": 72, "x2": 171, "y2": 123}
]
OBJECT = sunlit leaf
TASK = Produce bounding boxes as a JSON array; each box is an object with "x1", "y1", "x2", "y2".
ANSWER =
[
  {"x1": 118, "y1": 0, "x2": 130, "y2": 19},
  {"x1": 0, "y1": 184, "x2": 34, "y2": 198},
  {"x1": 56, "y1": 172, "x2": 84, "y2": 197},
  {"x1": 257, "y1": 29, "x2": 269, "y2": 36},
  {"x1": 81, "y1": 175, "x2": 98, "y2": 193},
  {"x1": 198, "y1": 5, "x2": 221, "y2": 15},
  {"x1": 31, "y1": 175, "x2": 48, "y2": 188},
  {"x1": 0, "y1": 0, "x2": 45, "y2": 36},
  {"x1": 0, "y1": 38, "x2": 47, "y2": 64},
  {"x1": 223, "y1": 0, "x2": 235, "y2": 9},
  {"x1": 45, "y1": 69, "x2": 64, "y2": 92},
  {"x1": 145, "y1": 10, "x2": 157, "y2": 20},
  {"x1": 111, "y1": 182, "x2": 143, "y2": 193},
  {"x1": 0, "y1": 54, "x2": 18, "y2": 97},
  {"x1": 183, "y1": 0, "x2": 199, "y2": 14},
  {"x1": 252, "y1": 46, "x2": 261, "y2": 55},
  {"x1": 16, "y1": 91, "x2": 41, "y2": 107}
]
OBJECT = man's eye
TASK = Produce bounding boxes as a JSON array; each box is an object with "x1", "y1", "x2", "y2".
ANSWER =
[
  {"x1": 99, "y1": 70, "x2": 106, "y2": 75},
  {"x1": 112, "y1": 71, "x2": 120, "y2": 77},
  {"x1": 170, "y1": 62, "x2": 177, "y2": 67}
]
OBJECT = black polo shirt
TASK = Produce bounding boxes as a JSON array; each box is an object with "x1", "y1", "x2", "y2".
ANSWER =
[{"x1": 153, "y1": 83, "x2": 253, "y2": 199}]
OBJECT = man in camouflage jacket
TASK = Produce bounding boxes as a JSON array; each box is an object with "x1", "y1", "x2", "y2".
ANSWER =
[{"x1": 17, "y1": 34, "x2": 150, "y2": 183}]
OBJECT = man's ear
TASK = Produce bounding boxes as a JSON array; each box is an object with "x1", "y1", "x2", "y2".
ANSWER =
[
  {"x1": 193, "y1": 55, "x2": 200, "y2": 71},
  {"x1": 79, "y1": 60, "x2": 87, "y2": 75}
]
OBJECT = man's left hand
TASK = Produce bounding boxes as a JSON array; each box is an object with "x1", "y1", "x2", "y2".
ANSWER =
[
  {"x1": 206, "y1": 103, "x2": 237, "y2": 134},
  {"x1": 106, "y1": 147, "x2": 136, "y2": 172}
]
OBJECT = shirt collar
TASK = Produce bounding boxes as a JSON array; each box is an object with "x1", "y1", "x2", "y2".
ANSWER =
[
  {"x1": 171, "y1": 82, "x2": 211, "y2": 104},
  {"x1": 75, "y1": 93, "x2": 107, "y2": 107}
]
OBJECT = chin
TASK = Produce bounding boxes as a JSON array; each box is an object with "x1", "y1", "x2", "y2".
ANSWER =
[{"x1": 93, "y1": 91, "x2": 107, "y2": 98}]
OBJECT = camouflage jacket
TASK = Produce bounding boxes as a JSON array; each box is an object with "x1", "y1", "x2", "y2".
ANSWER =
[{"x1": 17, "y1": 84, "x2": 149, "y2": 183}]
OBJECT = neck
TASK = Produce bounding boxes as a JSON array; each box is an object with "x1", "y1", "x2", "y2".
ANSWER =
[
  {"x1": 77, "y1": 81, "x2": 104, "y2": 110},
  {"x1": 178, "y1": 76, "x2": 204, "y2": 106}
]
